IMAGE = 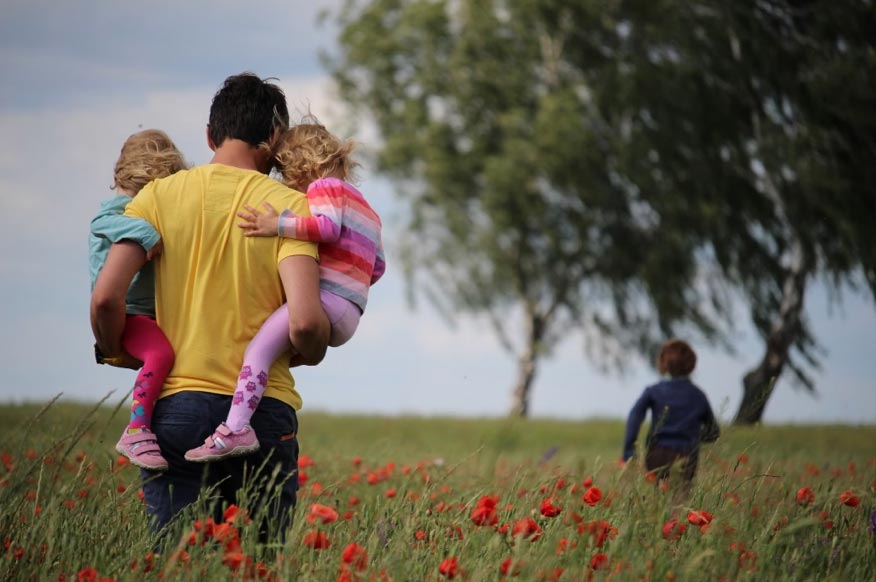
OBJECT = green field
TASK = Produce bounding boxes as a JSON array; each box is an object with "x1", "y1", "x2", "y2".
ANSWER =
[{"x1": 1, "y1": 399, "x2": 874, "y2": 581}]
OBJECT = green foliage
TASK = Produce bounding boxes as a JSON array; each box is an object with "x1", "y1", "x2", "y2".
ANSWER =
[
  {"x1": 325, "y1": 0, "x2": 876, "y2": 416},
  {"x1": 328, "y1": 0, "x2": 720, "y2": 371},
  {"x1": 1, "y1": 402, "x2": 874, "y2": 580}
]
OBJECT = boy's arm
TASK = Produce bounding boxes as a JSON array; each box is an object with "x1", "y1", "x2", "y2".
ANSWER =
[
  {"x1": 370, "y1": 236, "x2": 386, "y2": 285},
  {"x1": 622, "y1": 389, "x2": 652, "y2": 461},
  {"x1": 700, "y1": 402, "x2": 720, "y2": 443},
  {"x1": 91, "y1": 212, "x2": 160, "y2": 253},
  {"x1": 278, "y1": 255, "x2": 330, "y2": 365}
]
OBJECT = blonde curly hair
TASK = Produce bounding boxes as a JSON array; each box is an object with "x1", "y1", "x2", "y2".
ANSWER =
[
  {"x1": 113, "y1": 129, "x2": 187, "y2": 195},
  {"x1": 267, "y1": 115, "x2": 359, "y2": 192}
]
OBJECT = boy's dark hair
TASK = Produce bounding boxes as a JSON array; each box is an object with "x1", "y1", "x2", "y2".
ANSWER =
[
  {"x1": 208, "y1": 72, "x2": 289, "y2": 148},
  {"x1": 657, "y1": 339, "x2": 697, "y2": 378}
]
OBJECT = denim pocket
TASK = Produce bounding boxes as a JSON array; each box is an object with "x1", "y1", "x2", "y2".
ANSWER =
[{"x1": 151, "y1": 393, "x2": 215, "y2": 454}]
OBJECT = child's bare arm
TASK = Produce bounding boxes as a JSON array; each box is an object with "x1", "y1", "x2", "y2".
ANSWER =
[{"x1": 237, "y1": 202, "x2": 280, "y2": 237}]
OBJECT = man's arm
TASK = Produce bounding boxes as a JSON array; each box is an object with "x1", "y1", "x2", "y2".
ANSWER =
[
  {"x1": 278, "y1": 255, "x2": 330, "y2": 365},
  {"x1": 91, "y1": 241, "x2": 147, "y2": 357}
]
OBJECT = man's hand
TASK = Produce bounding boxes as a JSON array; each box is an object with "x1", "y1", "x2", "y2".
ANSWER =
[
  {"x1": 98, "y1": 348, "x2": 144, "y2": 370},
  {"x1": 238, "y1": 202, "x2": 281, "y2": 237},
  {"x1": 146, "y1": 239, "x2": 164, "y2": 261}
]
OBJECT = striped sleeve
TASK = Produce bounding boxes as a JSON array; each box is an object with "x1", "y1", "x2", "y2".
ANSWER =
[
  {"x1": 277, "y1": 180, "x2": 347, "y2": 243},
  {"x1": 371, "y1": 235, "x2": 386, "y2": 285}
]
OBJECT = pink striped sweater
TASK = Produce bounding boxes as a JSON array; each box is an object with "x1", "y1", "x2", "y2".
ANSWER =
[{"x1": 278, "y1": 177, "x2": 385, "y2": 311}]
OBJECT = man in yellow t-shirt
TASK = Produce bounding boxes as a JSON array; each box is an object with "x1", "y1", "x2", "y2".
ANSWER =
[{"x1": 91, "y1": 73, "x2": 330, "y2": 541}]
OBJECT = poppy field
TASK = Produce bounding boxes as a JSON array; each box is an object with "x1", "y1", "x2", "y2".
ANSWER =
[{"x1": 1, "y1": 399, "x2": 874, "y2": 581}]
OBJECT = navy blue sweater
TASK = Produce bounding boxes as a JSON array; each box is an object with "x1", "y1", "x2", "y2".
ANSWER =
[{"x1": 622, "y1": 377, "x2": 719, "y2": 461}]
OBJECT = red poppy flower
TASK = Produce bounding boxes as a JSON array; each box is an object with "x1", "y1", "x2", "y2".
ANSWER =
[
  {"x1": 224, "y1": 504, "x2": 250, "y2": 525},
  {"x1": 303, "y1": 530, "x2": 331, "y2": 549},
  {"x1": 579, "y1": 519, "x2": 617, "y2": 547},
  {"x1": 76, "y1": 567, "x2": 99, "y2": 582},
  {"x1": 583, "y1": 486, "x2": 603, "y2": 506},
  {"x1": 739, "y1": 549, "x2": 758, "y2": 572},
  {"x1": 212, "y1": 522, "x2": 240, "y2": 550},
  {"x1": 590, "y1": 552, "x2": 609, "y2": 570},
  {"x1": 583, "y1": 477, "x2": 593, "y2": 487},
  {"x1": 385, "y1": 488, "x2": 397, "y2": 498},
  {"x1": 662, "y1": 518, "x2": 687, "y2": 540},
  {"x1": 511, "y1": 517, "x2": 543, "y2": 541},
  {"x1": 307, "y1": 503, "x2": 339, "y2": 524},
  {"x1": 341, "y1": 542, "x2": 368, "y2": 571},
  {"x1": 555, "y1": 537, "x2": 575, "y2": 555},
  {"x1": 540, "y1": 497, "x2": 562, "y2": 518},
  {"x1": 222, "y1": 551, "x2": 245, "y2": 571},
  {"x1": 470, "y1": 495, "x2": 499, "y2": 526},
  {"x1": 438, "y1": 556, "x2": 458, "y2": 579},
  {"x1": 298, "y1": 454, "x2": 315, "y2": 468},
  {"x1": 500, "y1": 556, "x2": 523, "y2": 576},
  {"x1": 839, "y1": 490, "x2": 860, "y2": 507},
  {"x1": 687, "y1": 510, "x2": 713, "y2": 526},
  {"x1": 795, "y1": 487, "x2": 815, "y2": 506}
]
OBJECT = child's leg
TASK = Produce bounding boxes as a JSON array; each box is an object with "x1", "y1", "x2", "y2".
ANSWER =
[
  {"x1": 122, "y1": 315, "x2": 174, "y2": 432},
  {"x1": 321, "y1": 291, "x2": 362, "y2": 347},
  {"x1": 225, "y1": 305, "x2": 292, "y2": 431}
]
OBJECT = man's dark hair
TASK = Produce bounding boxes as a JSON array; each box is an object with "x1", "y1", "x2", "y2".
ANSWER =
[{"x1": 208, "y1": 72, "x2": 289, "y2": 148}]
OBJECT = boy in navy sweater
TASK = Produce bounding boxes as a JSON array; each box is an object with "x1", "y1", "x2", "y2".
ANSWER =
[{"x1": 622, "y1": 339, "x2": 720, "y2": 485}]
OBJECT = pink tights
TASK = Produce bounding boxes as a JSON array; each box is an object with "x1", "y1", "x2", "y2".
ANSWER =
[
  {"x1": 225, "y1": 293, "x2": 361, "y2": 431},
  {"x1": 121, "y1": 315, "x2": 174, "y2": 431},
  {"x1": 225, "y1": 306, "x2": 292, "y2": 431}
]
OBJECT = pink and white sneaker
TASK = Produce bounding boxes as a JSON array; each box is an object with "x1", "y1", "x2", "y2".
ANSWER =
[
  {"x1": 184, "y1": 423, "x2": 260, "y2": 463},
  {"x1": 116, "y1": 428, "x2": 168, "y2": 471}
]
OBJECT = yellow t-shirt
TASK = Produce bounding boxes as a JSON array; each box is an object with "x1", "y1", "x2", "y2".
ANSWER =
[{"x1": 125, "y1": 164, "x2": 318, "y2": 409}]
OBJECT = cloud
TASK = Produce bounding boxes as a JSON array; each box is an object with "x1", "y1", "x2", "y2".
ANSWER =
[{"x1": 1, "y1": 0, "x2": 874, "y2": 425}]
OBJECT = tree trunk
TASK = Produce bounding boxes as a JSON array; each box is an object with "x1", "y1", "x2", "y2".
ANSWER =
[
  {"x1": 509, "y1": 348, "x2": 538, "y2": 418},
  {"x1": 509, "y1": 311, "x2": 545, "y2": 418},
  {"x1": 734, "y1": 249, "x2": 810, "y2": 425}
]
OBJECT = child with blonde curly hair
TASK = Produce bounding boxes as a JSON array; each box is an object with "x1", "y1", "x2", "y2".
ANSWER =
[
  {"x1": 89, "y1": 129, "x2": 187, "y2": 471},
  {"x1": 185, "y1": 117, "x2": 385, "y2": 462}
]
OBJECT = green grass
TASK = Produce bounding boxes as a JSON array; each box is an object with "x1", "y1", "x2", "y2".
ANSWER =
[{"x1": 1, "y1": 400, "x2": 874, "y2": 581}]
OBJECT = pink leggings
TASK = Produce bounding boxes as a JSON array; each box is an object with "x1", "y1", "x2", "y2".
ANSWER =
[
  {"x1": 224, "y1": 291, "x2": 360, "y2": 431},
  {"x1": 121, "y1": 315, "x2": 174, "y2": 430}
]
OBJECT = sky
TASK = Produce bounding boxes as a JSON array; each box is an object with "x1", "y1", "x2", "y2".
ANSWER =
[{"x1": 1, "y1": 0, "x2": 874, "y2": 426}]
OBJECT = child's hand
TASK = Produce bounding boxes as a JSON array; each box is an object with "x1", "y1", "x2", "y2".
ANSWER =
[
  {"x1": 237, "y1": 202, "x2": 280, "y2": 237},
  {"x1": 146, "y1": 239, "x2": 163, "y2": 261}
]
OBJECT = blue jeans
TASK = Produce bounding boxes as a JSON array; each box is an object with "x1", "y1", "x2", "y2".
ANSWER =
[{"x1": 142, "y1": 391, "x2": 299, "y2": 543}]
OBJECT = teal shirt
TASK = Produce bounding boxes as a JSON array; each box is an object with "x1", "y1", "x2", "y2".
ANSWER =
[{"x1": 88, "y1": 194, "x2": 161, "y2": 317}]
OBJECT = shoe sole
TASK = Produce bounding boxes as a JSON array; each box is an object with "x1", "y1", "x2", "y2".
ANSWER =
[
  {"x1": 184, "y1": 443, "x2": 262, "y2": 463},
  {"x1": 115, "y1": 443, "x2": 169, "y2": 472}
]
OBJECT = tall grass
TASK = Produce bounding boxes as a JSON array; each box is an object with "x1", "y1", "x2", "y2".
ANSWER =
[{"x1": 1, "y1": 401, "x2": 873, "y2": 581}]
